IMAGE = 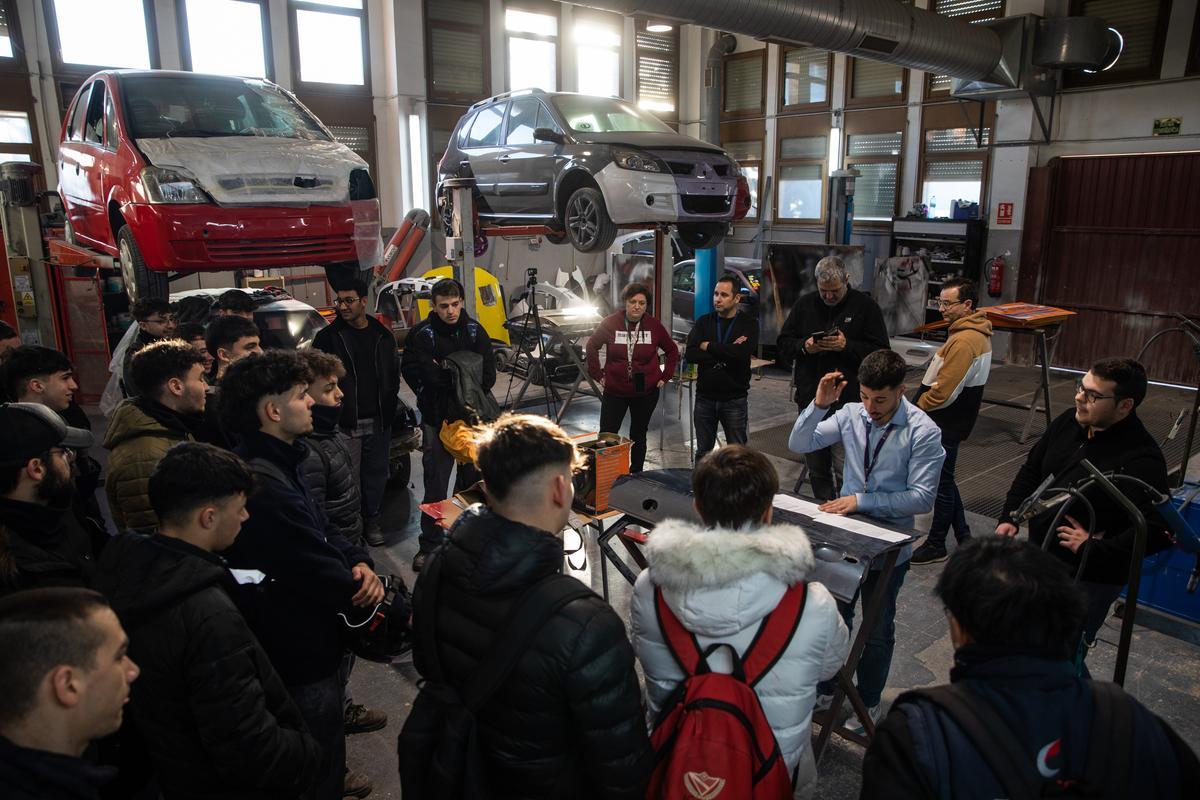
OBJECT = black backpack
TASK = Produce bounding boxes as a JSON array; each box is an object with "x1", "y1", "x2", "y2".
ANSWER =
[
  {"x1": 443, "y1": 350, "x2": 501, "y2": 423},
  {"x1": 398, "y1": 550, "x2": 593, "y2": 799}
]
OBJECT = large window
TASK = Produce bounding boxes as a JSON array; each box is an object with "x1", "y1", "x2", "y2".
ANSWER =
[
  {"x1": 844, "y1": 111, "x2": 905, "y2": 223},
  {"x1": 780, "y1": 47, "x2": 831, "y2": 111},
  {"x1": 1066, "y1": 0, "x2": 1173, "y2": 86},
  {"x1": 182, "y1": 0, "x2": 270, "y2": 79},
  {"x1": 425, "y1": 0, "x2": 489, "y2": 103},
  {"x1": 0, "y1": 2, "x2": 16, "y2": 60},
  {"x1": 635, "y1": 19, "x2": 678, "y2": 124},
  {"x1": 775, "y1": 115, "x2": 829, "y2": 223},
  {"x1": 574, "y1": 11, "x2": 621, "y2": 98},
  {"x1": 926, "y1": 0, "x2": 1005, "y2": 96},
  {"x1": 848, "y1": 58, "x2": 906, "y2": 106},
  {"x1": 51, "y1": 0, "x2": 153, "y2": 70},
  {"x1": 0, "y1": 109, "x2": 33, "y2": 161},
  {"x1": 290, "y1": 0, "x2": 366, "y2": 87},
  {"x1": 506, "y1": 6, "x2": 558, "y2": 91},
  {"x1": 918, "y1": 103, "x2": 994, "y2": 217},
  {"x1": 722, "y1": 51, "x2": 765, "y2": 117},
  {"x1": 722, "y1": 121, "x2": 764, "y2": 221}
]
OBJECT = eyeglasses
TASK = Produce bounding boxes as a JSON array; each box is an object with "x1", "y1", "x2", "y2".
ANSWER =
[
  {"x1": 1075, "y1": 381, "x2": 1118, "y2": 404},
  {"x1": 333, "y1": 297, "x2": 363, "y2": 306},
  {"x1": 49, "y1": 447, "x2": 77, "y2": 463},
  {"x1": 936, "y1": 298, "x2": 963, "y2": 309}
]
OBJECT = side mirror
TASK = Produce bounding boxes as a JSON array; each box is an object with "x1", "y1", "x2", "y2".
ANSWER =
[{"x1": 533, "y1": 127, "x2": 565, "y2": 145}]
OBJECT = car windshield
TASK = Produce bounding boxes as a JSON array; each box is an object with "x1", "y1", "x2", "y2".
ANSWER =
[
  {"x1": 256, "y1": 308, "x2": 327, "y2": 350},
  {"x1": 551, "y1": 96, "x2": 674, "y2": 134},
  {"x1": 122, "y1": 76, "x2": 331, "y2": 141}
]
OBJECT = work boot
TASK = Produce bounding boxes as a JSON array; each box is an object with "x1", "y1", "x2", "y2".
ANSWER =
[
  {"x1": 411, "y1": 551, "x2": 428, "y2": 573},
  {"x1": 364, "y1": 518, "x2": 386, "y2": 547},
  {"x1": 344, "y1": 703, "x2": 388, "y2": 734},
  {"x1": 343, "y1": 767, "x2": 373, "y2": 798}
]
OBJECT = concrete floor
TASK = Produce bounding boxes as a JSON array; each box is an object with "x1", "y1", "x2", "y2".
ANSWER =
[{"x1": 344, "y1": 366, "x2": 1200, "y2": 799}]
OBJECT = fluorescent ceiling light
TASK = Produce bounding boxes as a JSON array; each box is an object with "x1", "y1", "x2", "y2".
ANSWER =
[{"x1": 646, "y1": 22, "x2": 672, "y2": 33}]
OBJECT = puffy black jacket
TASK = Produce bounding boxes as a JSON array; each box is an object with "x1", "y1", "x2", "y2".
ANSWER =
[
  {"x1": 313, "y1": 316, "x2": 400, "y2": 430},
  {"x1": 412, "y1": 506, "x2": 652, "y2": 799},
  {"x1": 93, "y1": 533, "x2": 322, "y2": 800},
  {"x1": 0, "y1": 736, "x2": 113, "y2": 800},
  {"x1": 299, "y1": 403, "x2": 363, "y2": 546},
  {"x1": 401, "y1": 311, "x2": 495, "y2": 425},
  {"x1": 777, "y1": 288, "x2": 890, "y2": 408},
  {"x1": 0, "y1": 497, "x2": 96, "y2": 597}
]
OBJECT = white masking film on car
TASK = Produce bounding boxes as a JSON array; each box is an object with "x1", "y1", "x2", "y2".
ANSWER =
[{"x1": 351, "y1": 198, "x2": 383, "y2": 270}]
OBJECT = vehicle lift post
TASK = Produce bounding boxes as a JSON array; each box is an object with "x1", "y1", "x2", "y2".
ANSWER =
[{"x1": 441, "y1": 177, "x2": 478, "y2": 319}]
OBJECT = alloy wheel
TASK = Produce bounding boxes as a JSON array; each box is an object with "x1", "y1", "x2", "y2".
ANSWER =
[{"x1": 567, "y1": 194, "x2": 600, "y2": 250}]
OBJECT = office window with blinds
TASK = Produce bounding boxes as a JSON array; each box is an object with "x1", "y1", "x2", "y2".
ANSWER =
[
  {"x1": 777, "y1": 135, "x2": 827, "y2": 222},
  {"x1": 927, "y1": 0, "x2": 1005, "y2": 95},
  {"x1": 635, "y1": 21, "x2": 677, "y2": 123},
  {"x1": 849, "y1": 58, "x2": 905, "y2": 104},
  {"x1": 846, "y1": 129, "x2": 902, "y2": 222},
  {"x1": 723, "y1": 51, "x2": 764, "y2": 116},
  {"x1": 780, "y1": 47, "x2": 831, "y2": 110},
  {"x1": 1066, "y1": 0, "x2": 1171, "y2": 86},
  {"x1": 921, "y1": 126, "x2": 990, "y2": 216},
  {"x1": 426, "y1": 0, "x2": 488, "y2": 103}
]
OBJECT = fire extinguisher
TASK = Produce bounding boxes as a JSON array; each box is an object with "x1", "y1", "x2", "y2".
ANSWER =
[{"x1": 987, "y1": 250, "x2": 1009, "y2": 298}]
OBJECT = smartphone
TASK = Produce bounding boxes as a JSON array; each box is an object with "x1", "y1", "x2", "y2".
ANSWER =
[{"x1": 810, "y1": 327, "x2": 839, "y2": 341}]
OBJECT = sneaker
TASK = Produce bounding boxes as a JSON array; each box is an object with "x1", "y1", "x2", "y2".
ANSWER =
[
  {"x1": 344, "y1": 703, "x2": 388, "y2": 734},
  {"x1": 911, "y1": 542, "x2": 949, "y2": 565},
  {"x1": 411, "y1": 551, "x2": 428, "y2": 572},
  {"x1": 814, "y1": 692, "x2": 835, "y2": 714},
  {"x1": 343, "y1": 767, "x2": 373, "y2": 798},
  {"x1": 843, "y1": 703, "x2": 882, "y2": 737},
  {"x1": 364, "y1": 518, "x2": 386, "y2": 547}
]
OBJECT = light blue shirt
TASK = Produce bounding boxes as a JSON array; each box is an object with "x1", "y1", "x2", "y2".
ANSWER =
[{"x1": 789, "y1": 397, "x2": 945, "y2": 560}]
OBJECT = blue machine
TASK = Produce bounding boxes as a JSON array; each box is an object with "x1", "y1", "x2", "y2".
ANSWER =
[{"x1": 1125, "y1": 482, "x2": 1200, "y2": 624}]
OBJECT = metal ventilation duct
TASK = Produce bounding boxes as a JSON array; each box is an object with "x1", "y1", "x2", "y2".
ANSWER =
[{"x1": 572, "y1": 0, "x2": 1005, "y2": 82}]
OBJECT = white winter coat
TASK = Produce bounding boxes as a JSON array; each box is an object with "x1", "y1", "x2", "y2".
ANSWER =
[{"x1": 630, "y1": 519, "x2": 850, "y2": 799}]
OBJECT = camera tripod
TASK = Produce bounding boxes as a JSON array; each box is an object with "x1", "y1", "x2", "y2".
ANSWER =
[{"x1": 503, "y1": 268, "x2": 558, "y2": 419}]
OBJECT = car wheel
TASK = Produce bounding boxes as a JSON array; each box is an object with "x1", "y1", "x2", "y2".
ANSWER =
[
  {"x1": 323, "y1": 262, "x2": 360, "y2": 290},
  {"x1": 545, "y1": 229, "x2": 568, "y2": 245},
  {"x1": 564, "y1": 187, "x2": 617, "y2": 253},
  {"x1": 676, "y1": 222, "x2": 727, "y2": 250},
  {"x1": 494, "y1": 348, "x2": 512, "y2": 373},
  {"x1": 117, "y1": 226, "x2": 168, "y2": 303}
]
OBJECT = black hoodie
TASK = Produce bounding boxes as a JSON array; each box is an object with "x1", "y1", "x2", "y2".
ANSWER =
[
  {"x1": 93, "y1": 533, "x2": 322, "y2": 800},
  {"x1": 0, "y1": 497, "x2": 95, "y2": 597},
  {"x1": 0, "y1": 736, "x2": 114, "y2": 800},
  {"x1": 400, "y1": 310, "x2": 495, "y2": 425}
]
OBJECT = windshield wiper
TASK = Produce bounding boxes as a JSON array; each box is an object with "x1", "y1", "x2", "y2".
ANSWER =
[{"x1": 164, "y1": 128, "x2": 239, "y2": 138}]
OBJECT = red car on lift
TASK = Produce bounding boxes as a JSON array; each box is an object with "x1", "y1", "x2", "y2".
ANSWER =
[{"x1": 56, "y1": 70, "x2": 380, "y2": 300}]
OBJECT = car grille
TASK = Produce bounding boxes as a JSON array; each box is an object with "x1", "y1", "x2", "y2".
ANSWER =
[
  {"x1": 681, "y1": 195, "x2": 732, "y2": 214},
  {"x1": 204, "y1": 235, "x2": 355, "y2": 263},
  {"x1": 666, "y1": 162, "x2": 731, "y2": 177}
]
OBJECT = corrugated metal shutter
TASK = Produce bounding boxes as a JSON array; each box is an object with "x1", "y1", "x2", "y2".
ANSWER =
[
  {"x1": 848, "y1": 161, "x2": 898, "y2": 219},
  {"x1": 780, "y1": 135, "x2": 827, "y2": 159},
  {"x1": 925, "y1": 127, "x2": 991, "y2": 151},
  {"x1": 724, "y1": 140, "x2": 763, "y2": 163},
  {"x1": 328, "y1": 125, "x2": 370, "y2": 160},
  {"x1": 427, "y1": 0, "x2": 484, "y2": 25},
  {"x1": 1075, "y1": 0, "x2": 1161, "y2": 74},
  {"x1": 782, "y1": 47, "x2": 829, "y2": 106},
  {"x1": 926, "y1": 160, "x2": 984, "y2": 180},
  {"x1": 724, "y1": 56, "x2": 763, "y2": 113},
  {"x1": 929, "y1": 1, "x2": 1005, "y2": 93},
  {"x1": 852, "y1": 59, "x2": 904, "y2": 98},
  {"x1": 636, "y1": 29, "x2": 676, "y2": 115},
  {"x1": 847, "y1": 131, "x2": 903, "y2": 157},
  {"x1": 430, "y1": 28, "x2": 486, "y2": 96}
]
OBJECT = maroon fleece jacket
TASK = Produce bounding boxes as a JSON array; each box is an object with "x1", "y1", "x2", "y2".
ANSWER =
[{"x1": 585, "y1": 312, "x2": 679, "y2": 398}]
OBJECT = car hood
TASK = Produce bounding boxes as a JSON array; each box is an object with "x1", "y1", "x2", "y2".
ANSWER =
[
  {"x1": 574, "y1": 130, "x2": 727, "y2": 154},
  {"x1": 137, "y1": 136, "x2": 367, "y2": 206}
]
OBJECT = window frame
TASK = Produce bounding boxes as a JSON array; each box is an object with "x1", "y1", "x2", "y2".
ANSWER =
[
  {"x1": 0, "y1": 0, "x2": 27, "y2": 74},
  {"x1": 843, "y1": 107, "x2": 907, "y2": 227},
  {"x1": 287, "y1": 0, "x2": 370, "y2": 95},
  {"x1": 915, "y1": 101, "x2": 995, "y2": 216},
  {"x1": 177, "y1": 0, "x2": 274, "y2": 81},
  {"x1": 720, "y1": 49, "x2": 766, "y2": 120},
  {"x1": 721, "y1": 119, "x2": 764, "y2": 222},
  {"x1": 778, "y1": 46, "x2": 833, "y2": 113},
  {"x1": 633, "y1": 17, "x2": 679, "y2": 126},
  {"x1": 424, "y1": 0, "x2": 491, "y2": 104},
  {"x1": 774, "y1": 112, "x2": 830, "y2": 225},
  {"x1": 42, "y1": 0, "x2": 160, "y2": 76},
  {"x1": 504, "y1": 2, "x2": 561, "y2": 93},
  {"x1": 924, "y1": 0, "x2": 1006, "y2": 98},
  {"x1": 845, "y1": 56, "x2": 908, "y2": 109},
  {"x1": 1063, "y1": 0, "x2": 1174, "y2": 88}
]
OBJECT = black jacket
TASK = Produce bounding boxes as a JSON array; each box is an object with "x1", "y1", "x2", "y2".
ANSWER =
[
  {"x1": 93, "y1": 533, "x2": 322, "y2": 800},
  {"x1": 299, "y1": 404, "x2": 364, "y2": 546},
  {"x1": 0, "y1": 497, "x2": 96, "y2": 597},
  {"x1": 998, "y1": 409, "x2": 1170, "y2": 584},
  {"x1": 861, "y1": 645, "x2": 1200, "y2": 799},
  {"x1": 401, "y1": 311, "x2": 495, "y2": 425},
  {"x1": 413, "y1": 506, "x2": 652, "y2": 799},
  {"x1": 684, "y1": 310, "x2": 758, "y2": 401},
  {"x1": 777, "y1": 288, "x2": 889, "y2": 408},
  {"x1": 0, "y1": 736, "x2": 114, "y2": 800},
  {"x1": 313, "y1": 315, "x2": 400, "y2": 430},
  {"x1": 225, "y1": 431, "x2": 372, "y2": 686}
]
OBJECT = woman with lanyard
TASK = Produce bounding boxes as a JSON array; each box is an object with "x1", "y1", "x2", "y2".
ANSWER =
[{"x1": 586, "y1": 282, "x2": 679, "y2": 472}]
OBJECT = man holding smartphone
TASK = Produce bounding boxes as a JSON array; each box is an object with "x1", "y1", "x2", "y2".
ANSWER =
[{"x1": 779, "y1": 256, "x2": 890, "y2": 500}]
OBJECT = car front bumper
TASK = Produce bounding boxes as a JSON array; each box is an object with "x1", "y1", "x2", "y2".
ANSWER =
[{"x1": 593, "y1": 163, "x2": 738, "y2": 225}]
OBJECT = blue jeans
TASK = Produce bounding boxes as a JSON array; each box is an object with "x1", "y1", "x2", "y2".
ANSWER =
[
  {"x1": 288, "y1": 673, "x2": 344, "y2": 800},
  {"x1": 926, "y1": 438, "x2": 970, "y2": 549},
  {"x1": 818, "y1": 561, "x2": 910, "y2": 708},
  {"x1": 693, "y1": 395, "x2": 748, "y2": 461},
  {"x1": 348, "y1": 417, "x2": 390, "y2": 521}
]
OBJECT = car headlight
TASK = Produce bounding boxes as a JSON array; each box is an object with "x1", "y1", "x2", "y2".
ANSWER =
[
  {"x1": 141, "y1": 166, "x2": 210, "y2": 204},
  {"x1": 349, "y1": 168, "x2": 376, "y2": 200},
  {"x1": 614, "y1": 150, "x2": 665, "y2": 173}
]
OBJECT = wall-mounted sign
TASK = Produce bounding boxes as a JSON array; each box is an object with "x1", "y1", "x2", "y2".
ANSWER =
[
  {"x1": 1153, "y1": 117, "x2": 1182, "y2": 136},
  {"x1": 996, "y1": 202, "x2": 1014, "y2": 225}
]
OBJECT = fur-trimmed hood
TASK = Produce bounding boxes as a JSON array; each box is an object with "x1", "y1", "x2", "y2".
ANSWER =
[{"x1": 644, "y1": 518, "x2": 816, "y2": 638}]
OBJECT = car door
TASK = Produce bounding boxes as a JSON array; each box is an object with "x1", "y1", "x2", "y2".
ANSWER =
[
  {"x1": 672, "y1": 261, "x2": 696, "y2": 336},
  {"x1": 73, "y1": 81, "x2": 110, "y2": 245},
  {"x1": 497, "y1": 97, "x2": 559, "y2": 218},
  {"x1": 58, "y1": 82, "x2": 94, "y2": 238},
  {"x1": 461, "y1": 102, "x2": 508, "y2": 215}
]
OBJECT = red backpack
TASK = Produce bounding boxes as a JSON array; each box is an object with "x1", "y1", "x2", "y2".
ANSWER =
[{"x1": 647, "y1": 583, "x2": 807, "y2": 800}]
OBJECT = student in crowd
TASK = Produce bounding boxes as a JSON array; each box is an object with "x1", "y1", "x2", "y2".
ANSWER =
[
  {"x1": 586, "y1": 282, "x2": 679, "y2": 474},
  {"x1": 862, "y1": 538, "x2": 1200, "y2": 798},
  {"x1": 0, "y1": 587, "x2": 140, "y2": 800},
  {"x1": 778, "y1": 257, "x2": 889, "y2": 501},
  {"x1": 94, "y1": 443, "x2": 322, "y2": 800},
  {"x1": 218, "y1": 351, "x2": 384, "y2": 800},
  {"x1": 400, "y1": 277, "x2": 495, "y2": 570},
  {"x1": 104, "y1": 341, "x2": 207, "y2": 532},
  {"x1": 789, "y1": 349, "x2": 944, "y2": 733},
  {"x1": 3, "y1": 345, "x2": 79, "y2": 409},
  {"x1": 911, "y1": 278, "x2": 993, "y2": 565},
  {"x1": 0, "y1": 320, "x2": 19, "y2": 355},
  {"x1": 684, "y1": 274, "x2": 758, "y2": 460},
  {"x1": 630, "y1": 445, "x2": 849, "y2": 798},
  {"x1": 212, "y1": 289, "x2": 256, "y2": 320},
  {"x1": 203, "y1": 315, "x2": 261, "y2": 383},
  {"x1": 408, "y1": 414, "x2": 651, "y2": 797},
  {"x1": 0, "y1": 403, "x2": 96, "y2": 596},
  {"x1": 122, "y1": 299, "x2": 177, "y2": 397},
  {"x1": 174, "y1": 322, "x2": 213, "y2": 375},
  {"x1": 314, "y1": 278, "x2": 401, "y2": 549},
  {"x1": 995, "y1": 358, "x2": 1170, "y2": 658}
]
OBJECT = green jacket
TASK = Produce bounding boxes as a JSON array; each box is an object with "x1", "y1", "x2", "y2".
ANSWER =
[{"x1": 104, "y1": 400, "x2": 194, "y2": 532}]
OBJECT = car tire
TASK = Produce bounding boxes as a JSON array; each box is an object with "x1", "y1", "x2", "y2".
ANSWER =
[
  {"x1": 494, "y1": 348, "x2": 512, "y2": 373},
  {"x1": 564, "y1": 187, "x2": 617, "y2": 253},
  {"x1": 676, "y1": 222, "x2": 727, "y2": 250},
  {"x1": 323, "y1": 261, "x2": 360, "y2": 290},
  {"x1": 545, "y1": 229, "x2": 568, "y2": 245},
  {"x1": 117, "y1": 226, "x2": 168, "y2": 303}
]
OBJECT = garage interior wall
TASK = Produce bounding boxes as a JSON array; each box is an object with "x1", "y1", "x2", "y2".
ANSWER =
[{"x1": 7, "y1": 0, "x2": 1200, "y2": 366}]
